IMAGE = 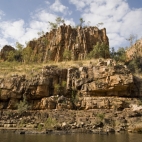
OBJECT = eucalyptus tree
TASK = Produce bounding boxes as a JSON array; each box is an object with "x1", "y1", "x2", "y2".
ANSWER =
[{"x1": 79, "y1": 18, "x2": 85, "y2": 27}]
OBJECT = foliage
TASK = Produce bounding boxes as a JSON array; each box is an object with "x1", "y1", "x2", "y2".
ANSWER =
[
  {"x1": 63, "y1": 49, "x2": 71, "y2": 61},
  {"x1": 48, "y1": 17, "x2": 64, "y2": 30},
  {"x1": 61, "y1": 81, "x2": 67, "y2": 88},
  {"x1": 96, "y1": 113, "x2": 105, "y2": 121},
  {"x1": 18, "y1": 119, "x2": 26, "y2": 128},
  {"x1": 37, "y1": 123, "x2": 43, "y2": 131},
  {"x1": 42, "y1": 37, "x2": 48, "y2": 46},
  {"x1": 6, "y1": 42, "x2": 24, "y2": 62},
  {"x1": 56, "y1": 17, "x2": 64, "y2": 26},
  {"x1": 54, "y1": 83, "x2": 60, "y2": 94},
  {"x1": 17, "y1": 96, "x2": 29, "y2": 115},
  {"x1": 79, "y1": 18, "x2": 85, "y2": 27},
  {"x1": 110, "y1": 47, "x2": 126, "y2": 63},
  {"x1": 137, "y1": 98, "x2": 142, "y2": 106},
  {"x1": 71, "y1": 89, "x2": 78, "y2": 103},
  {"x1": 15, "y1": 42, "x2": 24, "y2": 61},
  {"x1": 87, "y1": 42, "x2": 109, "y2": 59},
  {"x1": 126, "y1": 34, "x2": 137, "y2": 46},
  {"x1": 44, "y1": 117, "x2": 57, "y2": 129},
  {"x1": 37, "y1": 31, "x2": 44, "y2": 37},
  {"x1": 22, "y1": 46, "x2": 32, "y2": 64},
  {"x1": 48, "y1": 21, "x2": 58, "y2": 30},
  {"x1": 127, "y1": 57, "x2": 142, "y2": 73},
  {"x1": 96, "y1": 22, "x2": 104, "y2": 28},
  {"x1": 7, "y1": 51, "x2": 16, "y2": 62}
]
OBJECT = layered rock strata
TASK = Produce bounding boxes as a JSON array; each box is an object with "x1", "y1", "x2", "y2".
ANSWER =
[
  {"x1": 1, "y1": 100, "x2": 142, "y2": 134},
  {"x1": 0, "y1": 59, "x2": 140, "y2": 110}
]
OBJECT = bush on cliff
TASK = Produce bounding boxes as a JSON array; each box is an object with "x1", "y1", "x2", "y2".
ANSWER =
[
  {"x1": 17, "y1": 97, "x2": 29, "y2": 115},
  {"x1": 87, "y1": 42, "x2": 109, "y2": 59}
]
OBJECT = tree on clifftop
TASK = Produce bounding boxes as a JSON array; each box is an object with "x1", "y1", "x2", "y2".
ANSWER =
[
  {"x1": 79, "y1": 18, "x2": 85, "y2": 27},
  {"x1": 113, "y1": 47, "x2": 126, "y2": 63},
  {"x1": 88, "y1": 42, "x2": 109, "y2": 59},
  {"x1": 48, "y1": 17, "x2": 65, "y2": 30}
]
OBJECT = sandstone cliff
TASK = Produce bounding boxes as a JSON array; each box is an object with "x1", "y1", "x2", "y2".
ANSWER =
[
  {"x1": 126, "y1": 38, "x2": 142, "y2": 61},
  {"x1": 27, "y1": 24, "x2": 109, "y2": 62},
  {"x1": 0, "y1": 59, "x2": 139, "y2": 110}
]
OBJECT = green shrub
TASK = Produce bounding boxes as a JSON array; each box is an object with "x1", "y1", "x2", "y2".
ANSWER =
[
  {"x1": 87, "y1": 42, "x2": 109, "y2": 59},
  {"x1": 44, "y1": 117, "x2": 57, "y2": 129},
  {"x1": 37, "y1": 123, "x2": 43, "y2": 131},
  {"x1": 96, "y1": 113, "x2": 105, "y2": 121},
  {"x1": 61, "y1": 81, "x2": 67, "y2": 88},
  {"x1": 54, "y1": 83, "x2": 60, "y2": 94},
  {"x1": 17, "y1": 97, "x2": 29, "y2": 115},
  {"x1": 63, "y1": 49, "x2": 71, "y2": 61}
]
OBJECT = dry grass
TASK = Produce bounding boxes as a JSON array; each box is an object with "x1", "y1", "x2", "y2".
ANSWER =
[{"x1": 0, "y1": 59, "x2": 99, "y2": 78}]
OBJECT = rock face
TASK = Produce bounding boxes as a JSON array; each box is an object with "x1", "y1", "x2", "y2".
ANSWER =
[
  {"x1": 1, "y1": 100, "x2": 142, "y2": 133},
  {"x1": 126, "y1": 38, "x2": 142, "y2": 61},
  {"x1": 0, "y1": 59, "x2": 140, "y2": 110},
  {"x1": 28, "y1": 25, "x2": 109, "y2": 62},
  {"x1": 67, "y1": 59, "x2": 135, "y2": 97},
  {"x1": 0, "y1": 45, "x2": 15, "y2": 61}
]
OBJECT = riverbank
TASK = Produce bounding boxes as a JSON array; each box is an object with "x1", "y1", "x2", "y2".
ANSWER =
[{"x1": 0, "y1": 107, "x2": 142, "y2": 134}]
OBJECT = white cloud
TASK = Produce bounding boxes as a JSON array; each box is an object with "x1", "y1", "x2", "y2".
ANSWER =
[
  {"x1": 1, "y1": 0, "x2": 141, "y2": 51},
  {"x1": 0, "y1": 2, "x2": 75, "y2": 48},
  {"x1": 0, "y1": 38, "x2": 9, "y2": 47},
  {"x1": 64, "y1": 18, "x2": 75, "y2": 26},
  {"x1": 69, "y1": 0, "x2": 86, "y2": 10},
  {"x1": 70, "y1": 0, "x2": 142, "y2": 49},
  {"x1": 0, "y1": 20, "x2": 25, "y2": 39},
  {"x1": 108, "y1": 33, "x2": 127, "y2": 48},
  {"x1": 50, "y1": 0, "x2": 69, "y2": 14},
  {"x1": 33, "y1": 10, "x2": 57, "y2": 23},
  {"x1": 120, "y1": 9, "x2": 142, "y2": 38}
]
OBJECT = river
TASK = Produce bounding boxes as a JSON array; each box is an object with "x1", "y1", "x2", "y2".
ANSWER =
[
  {"x1": 0, "y1": 133, "x2": 142, "y2": 142},
  {"x1": 0, "y1": 132, "x2": 142, "y2": 142}
]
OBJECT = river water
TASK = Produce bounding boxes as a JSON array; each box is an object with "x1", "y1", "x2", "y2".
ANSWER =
[{"x1": 0, "y1": 132, "x2": 142, "y2": 142}]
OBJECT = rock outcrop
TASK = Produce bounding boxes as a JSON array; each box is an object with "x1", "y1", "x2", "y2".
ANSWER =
[
  {"x1": 27, "y1": 24, "x2": 109, "y2": 62},
  {"x1": 0, "y1": 59, "x2": 139, "y2": 110},
  {"x1": 126, "y1": 38, "x2": 142, "y2": 61},
  {"x1": 0, "y1": 45, "x2": 15, "y2": 61},
  {"x1": 67, "y1": 59, "x2": 135, "y2": 97}
]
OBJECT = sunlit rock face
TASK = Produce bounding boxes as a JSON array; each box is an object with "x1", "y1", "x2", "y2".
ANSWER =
[
  {"x1": 0, "y1": 59, "x2": 140, "y2": 110},
  {"x1": 27, "y1": 24, "x2": 109, "y2": 62}
]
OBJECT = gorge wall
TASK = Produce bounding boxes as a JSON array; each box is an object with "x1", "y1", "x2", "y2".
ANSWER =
[{"x1": 0, "y1": 59, "x2": 141, "y2": 110}]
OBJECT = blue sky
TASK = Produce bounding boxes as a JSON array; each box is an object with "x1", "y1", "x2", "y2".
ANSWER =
[{"x1": 0, "y1": 0, "x2": 142, "y2": 50}]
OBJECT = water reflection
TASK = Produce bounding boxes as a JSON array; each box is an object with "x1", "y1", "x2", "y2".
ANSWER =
[{"x1": 0, "y1": 132, "x2": 142, "y2": 142}]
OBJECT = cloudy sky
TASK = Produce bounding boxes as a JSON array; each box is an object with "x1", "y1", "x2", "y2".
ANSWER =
[{"x1": 0, "y1": 0, "x2": 142, "y2": 50}]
